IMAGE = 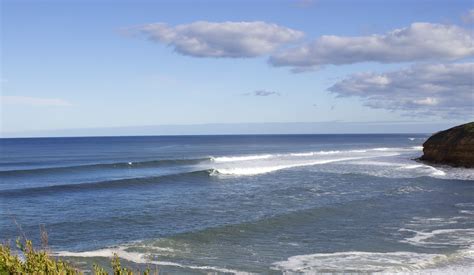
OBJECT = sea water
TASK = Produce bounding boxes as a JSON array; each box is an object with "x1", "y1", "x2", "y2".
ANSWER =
[{"x1": 0, "y1": 135, "x2": 473, "y2": 273}]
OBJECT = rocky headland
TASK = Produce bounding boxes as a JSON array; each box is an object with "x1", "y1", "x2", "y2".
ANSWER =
[{"x1": 420, "y1": 122, "x2": 474, "y2": 168}]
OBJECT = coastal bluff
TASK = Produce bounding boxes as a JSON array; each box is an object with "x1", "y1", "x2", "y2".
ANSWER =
[{"x1": 420, "y1": 122, "x2": 474, "y2": 168}]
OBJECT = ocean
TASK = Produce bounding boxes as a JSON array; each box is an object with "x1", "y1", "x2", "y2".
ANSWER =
[{"x1": 0, "y1": 134, "x2": 473, "y2": 274}]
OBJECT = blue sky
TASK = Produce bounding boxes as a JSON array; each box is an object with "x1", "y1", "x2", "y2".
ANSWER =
[{"x1": 1, "y1": 0, "x2": 473, "y2": 136}]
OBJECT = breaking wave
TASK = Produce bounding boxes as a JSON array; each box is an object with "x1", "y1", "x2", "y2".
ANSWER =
[
  {"x1": 207, "y1": 147, "x2": 418, "y2": 177},
  {"x1": 399, "y1": 164, "x2": 446, "y2": 176},
  {"x1": 211, "y1": 154, "x2": 273, "y2": 163},
  {"x1": 212, "y1": 157, "x2": 367, "y2": 176},
  {"x1": 55, "y1": 248, "x2": 246, "y2": 274}
]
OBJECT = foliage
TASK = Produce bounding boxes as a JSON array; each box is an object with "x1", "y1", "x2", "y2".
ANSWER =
[{"x1": 0, "y1": 238, "x2": 77, "y2": 274}]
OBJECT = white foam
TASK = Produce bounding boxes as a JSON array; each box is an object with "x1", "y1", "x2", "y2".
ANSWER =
[
  {"x1": 372, "y1": 147, "x2": 392, "y2": 151},
  {"x1": 441, "y1": 168, "x2": 474, "y2": 181},
  {"x1": 214, "y1": 157, "x2": 366, "y2": 176},
  {"x1": 401, "y1": 164, "x2": 424, "y2": 169},
  {"x1": 348, "y1": 160, "x2": 400, "y2": 166},
  {"x1": 349, "y1": 149, "x2": 370, "y2": 153},
  {"x1": 400, "y1": 228, "x2": 474, "y2": 247},
  {"x1": 272, "y1": 251, "x2": 450, "y2": 273},
  {"x1": 290, "y1": 150, "x2": 341, "y2": 157},
  {"x1": 56, "y1": 247, "x2": 247, "y2": 274},
  {"x1": 212, "y1": 146, "x2": 416, "y2": 164},
  {"x1": 56, "y1": 247, "x2": 144, "y2": 263},
  {"x1": 406, "y1": 216, "x2": 458, "y2": 226},
  {"x1": 212, "y1": 154, "x2": 273, "y2": 163},
  {"x1": 394, "y1": 186, "x2": 425, "y2": 194},
  {"x1": 397, "y1": 213, "x2": 474, "y2": 273},
  {"x1": 290, "y1": 149, "x2": 380, "y2": 157},
  {"x1": 289, "y1": 152, "x2": 315, "y2": 157},
  {"x1": 336, "y1": 159, "x2": 453, "y2": 179},
  {"x1": 401, "y1": 212, "x2": 474, "y2": 242},
  {"x1": 370, "y1": 146, "x2": 422, "y2": 152},
  {"x1": 455, "y1": 203, "x2": 474, "y2": 208},
  {"x1": 424, "y1": 167, "x2": 446, "y2": 176},
  {"x1": 421, "y1": 264, "x2": 474, "y2": 275},
  {"x1": 221, "y1": 150, "x2": 352, "y2": 159},
  {"x1": 399, "y1": 163, "x2": 446, "y2": 176}
]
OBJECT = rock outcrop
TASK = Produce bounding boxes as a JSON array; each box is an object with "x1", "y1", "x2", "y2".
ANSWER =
[{"x1": 420, "y1": 122, "x2": 474, "y2": 168}]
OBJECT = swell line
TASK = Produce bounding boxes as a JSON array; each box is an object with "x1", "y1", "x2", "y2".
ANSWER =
[
  {"x1": 0, "y1": 157, "x2": 211, "y2": 177},
  {"x1": 0, "y1": 169, "x2": 213, "y2": 197}
]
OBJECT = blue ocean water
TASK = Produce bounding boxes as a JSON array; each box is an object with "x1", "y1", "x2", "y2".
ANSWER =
[{"x1": 0, "y1": 135, "x2": 473, "y2": 273}]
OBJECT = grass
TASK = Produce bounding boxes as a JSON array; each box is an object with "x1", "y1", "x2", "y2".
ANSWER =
[
  {"x1": 0, "y1": 238, "x2": 155, "y2": 275},
  {"x1": 462, "y1": 122, "x2": 474, "y2": 133}
]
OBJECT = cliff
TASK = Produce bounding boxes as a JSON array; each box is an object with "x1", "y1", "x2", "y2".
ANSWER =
[{"x1": 420, "y1": 122, "x2": 474, "y2": 168}]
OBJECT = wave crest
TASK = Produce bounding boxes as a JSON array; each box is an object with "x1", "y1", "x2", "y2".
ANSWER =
[
  {"x1": 212, "y1": 157, "x2": 366, "y2": 176},
  {"x1": 211, "y1": 154, "x2": 273, "y2": 163}
]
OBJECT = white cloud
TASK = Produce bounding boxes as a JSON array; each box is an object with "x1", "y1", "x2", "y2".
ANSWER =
[
  {"x1": 1, "y1": 96, "x2": 72, "y2": 107},
  {"x1": 136, "y1": 21, "x2": 304, "y2": 58},
  {"x1": 269, "y1": 23, "x2": 474, "y2": 71},
  {"x1": 328, "y1": 63, "x2": 474, "y2": 118},
  {"x1": 243, "y1": 90, "x2": 280, "y2": 96},
  {"x1": 462, "y1": 9, "x2": 474, "y2": 24}
]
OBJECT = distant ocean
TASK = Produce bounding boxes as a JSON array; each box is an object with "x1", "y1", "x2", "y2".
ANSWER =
[{"x1": 1, "y1": 135, "x2": 473, "y2": 273}]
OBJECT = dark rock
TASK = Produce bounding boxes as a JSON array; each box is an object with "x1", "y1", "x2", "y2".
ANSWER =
[{"x1": 420, "y1": 122, "x2": 474, "y2": 168}]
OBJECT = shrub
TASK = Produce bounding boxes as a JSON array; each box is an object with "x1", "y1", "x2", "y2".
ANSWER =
[{"x1": 0, "y1": 238, "x2": 77, "y2": 274}]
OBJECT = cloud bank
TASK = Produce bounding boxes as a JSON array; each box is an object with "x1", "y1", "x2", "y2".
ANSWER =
[
  {"x1": 270, "y1": 23, "x2": 474, "y2": 71},
  {"x1": 132, "y1": 19, "x2": 473, "y2": 119},
  {"x1": 1, "y1": 96, "x2": 72, "y2": 107},
  {"x1": 328, "y1": 63, "x2": 474, "y2": 118},
  {"x1": 138, "y1": 21, "x2": 303, "y2": 58}
]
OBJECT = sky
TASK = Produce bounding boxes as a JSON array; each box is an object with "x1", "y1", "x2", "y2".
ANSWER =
[{"x1": 1, "y1": 0, "x2": 473, "y2": 137}]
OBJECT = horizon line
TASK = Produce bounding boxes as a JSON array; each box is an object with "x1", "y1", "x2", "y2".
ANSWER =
[
  {"x1": 1, "y1": 120, "x2": 465, "y2": 139},
  {"x1": 0, "y1": 132, "x2": 434, "y2": 140}
]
